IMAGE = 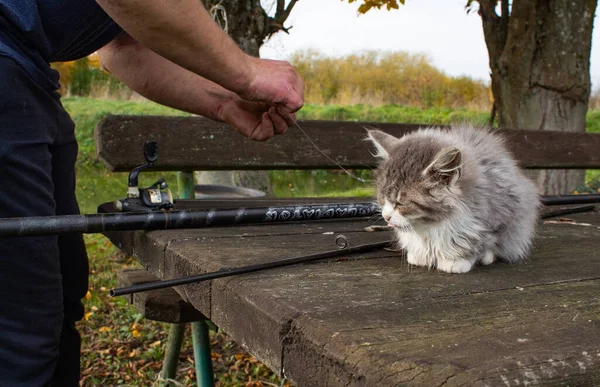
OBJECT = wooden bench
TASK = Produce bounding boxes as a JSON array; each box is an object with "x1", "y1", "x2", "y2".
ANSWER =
[{"x1": 96, "y1": 115, "x2": 600, "y2": 386}]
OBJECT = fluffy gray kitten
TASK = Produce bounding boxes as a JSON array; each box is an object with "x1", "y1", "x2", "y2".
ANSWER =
[{"x1": 365, "y1": 124, "x2": 540, "y2": 274}]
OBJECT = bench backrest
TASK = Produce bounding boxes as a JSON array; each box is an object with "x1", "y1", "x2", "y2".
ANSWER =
[{"x1": 95, "y1": 115, "x2": 600, "y2": 172}]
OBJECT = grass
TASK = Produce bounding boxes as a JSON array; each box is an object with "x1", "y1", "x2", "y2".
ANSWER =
[
  {"x1": 66, "y1": 97, "x2": 600, "y2": 386},
  {"x1": 298, "y1": 103, "x2": 491, "y2": 126}
]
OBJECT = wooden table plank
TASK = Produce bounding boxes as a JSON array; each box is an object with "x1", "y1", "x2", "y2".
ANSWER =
[
  {"x1": 104, "y1": 204, "x2": 600, "y2": 386},
  {"x1": 284, "y1": 280, "x2": 600, "y2": 386}
]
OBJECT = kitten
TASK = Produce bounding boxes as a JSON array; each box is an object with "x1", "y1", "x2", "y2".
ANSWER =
[{"x1": 365, "y1": 124, "x2": 540, "y2": 274}]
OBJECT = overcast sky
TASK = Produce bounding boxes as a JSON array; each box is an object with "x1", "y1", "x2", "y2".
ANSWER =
[{"x1": 259, "y1": 0, "x2": 600, "y2": 89}]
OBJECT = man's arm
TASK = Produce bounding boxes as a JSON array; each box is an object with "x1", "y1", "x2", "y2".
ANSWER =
[
  {"x1": 95, "y1": 0, "x2": 302, "y2": 114},
  {"x1": 97, "y1": 33, "x2": 290, "y2": 141}
]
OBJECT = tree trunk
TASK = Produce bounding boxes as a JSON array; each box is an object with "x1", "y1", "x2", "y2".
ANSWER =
[
  {"x1": 196, "y1": 0, "x2": 296, "y2": 197},
  {"x1": 479, "y1": 0, "x2": 597, "y2": 194}
]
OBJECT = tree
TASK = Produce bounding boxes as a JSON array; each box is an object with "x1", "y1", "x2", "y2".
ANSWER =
[
  {"x1": 195, "y1": 0, "x2": 298, "y2": 196},
  {"x1": 346, "y1": 0, "x2": 598, "y2": 194}
]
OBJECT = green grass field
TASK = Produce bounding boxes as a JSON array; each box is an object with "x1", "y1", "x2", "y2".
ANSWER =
[{"x1": 65, "y1": 97, "x2": 600, "y2": 386}]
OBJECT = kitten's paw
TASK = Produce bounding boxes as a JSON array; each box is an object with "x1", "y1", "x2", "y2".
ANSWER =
[
  {"x1": 480, "y1": 250, "x2": 495, "y2": 265},
  {"x1": 437, "y1": 258, "x2": 474, "y2": 274},
  {"x1": 406, "y1": 252, "x2": 428, "y2": 267},
  {"x1": 364, "y1": 225, "x2": 393, "y2": 232}
]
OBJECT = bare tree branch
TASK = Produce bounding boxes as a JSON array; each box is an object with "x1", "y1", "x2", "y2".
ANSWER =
[
  {"x1": 477, "y1": 0, "x2": 500, "y2": 28},
  {"x1": 501, "y1": 0, "x2": 509, "y2": 20},
  {"x1": 275, "y1": 0, "x2": 298, "y2": 24},
  {"x1": 477, "y1": 0, "x2": 507, "y2": 129},
  {"x1": 276, "y1": 0, "x2": 285, "y2": 16},
  {"x1": 268, "y1": 0, "x2": 298, "y2": 36},
  {"x1": 478, "y1": 0, "x2": 506, "y2": 63}
]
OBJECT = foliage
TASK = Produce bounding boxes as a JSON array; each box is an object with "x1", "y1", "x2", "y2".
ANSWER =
[
  {"x1": 297, "y1": 103, "x2": 490, "y2": 125},
  {"x1": 346, "y1": 0, "x2": 404, "y2": 13},
  {"x1": 290, "y1": 50, "x2": 492, "y2": 109},
  {"x1": 54, "y1": 50, "x2": 492, "y2": 109},
  {"x1": 52, "y1": 54, "x2": 132, "y2": 99},
  {"x1": 587, "y1": 109, "x2": 600, "y2": 134}
]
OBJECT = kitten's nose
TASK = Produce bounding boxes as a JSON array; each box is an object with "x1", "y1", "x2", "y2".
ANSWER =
[{"x1": 382, "y1": 214, "x2": 391, "y2": 222}]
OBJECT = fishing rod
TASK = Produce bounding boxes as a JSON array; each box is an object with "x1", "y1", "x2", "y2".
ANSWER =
[
  {"x1": 0, "y1": 195, "x2": 595, "y2": 237},
  {"x1": 0, "y1": 202, "x2": 380, "y2": 237},
  {"x1": 110, "y1": 236, "x2": 393, "y2": 297},
  {"x1": 540, "y1": 194, "x2": 600, "y2": 206}
]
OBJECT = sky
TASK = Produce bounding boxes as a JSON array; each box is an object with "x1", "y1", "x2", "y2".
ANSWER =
[{"x1": 259, "y1": 0, "x2": 600, "y2": 88}]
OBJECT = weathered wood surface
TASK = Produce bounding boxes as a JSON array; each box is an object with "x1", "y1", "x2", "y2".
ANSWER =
[
  {"x1": 117, "y1": 268, "x2": 206, "y2": 323},
  {"x1": 95, "y1": 115, "x2": 600, "y2": 171},
  {"x1": 102, "y1": 199, "x2": 600, "y2": 386}
]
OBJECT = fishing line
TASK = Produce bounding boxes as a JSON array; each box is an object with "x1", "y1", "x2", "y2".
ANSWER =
[{"x1": 291, "y1": 118, "x2": 370, "y2": 183}]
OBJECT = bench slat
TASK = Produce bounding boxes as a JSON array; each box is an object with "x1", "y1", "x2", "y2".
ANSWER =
[{"x1": 95, "y1": 115, "x2": 600, "y2": 171}]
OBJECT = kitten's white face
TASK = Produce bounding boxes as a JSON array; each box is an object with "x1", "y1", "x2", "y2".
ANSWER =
[{"x1": 381, "y1": 199, "x2": 412, "y2": 229}]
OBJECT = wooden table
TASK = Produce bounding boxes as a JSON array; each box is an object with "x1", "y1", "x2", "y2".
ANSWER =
[{"x1": 101, "y1": 199, "x2": 600, "y2": 386}]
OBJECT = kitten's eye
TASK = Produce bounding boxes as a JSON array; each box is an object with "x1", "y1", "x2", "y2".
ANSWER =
[{"x1": 394, "y1": 201, "x2": 410, "y2": 207}]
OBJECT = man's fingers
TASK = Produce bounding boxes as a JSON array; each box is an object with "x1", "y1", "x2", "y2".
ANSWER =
[
  {"x1": 268, "y1": 107, "x2": 288, "y2": 135},
  {"x1": 276, "y1": 105, "x2": 297, "y2": 127},
  {"x1": 278, "y1": 94, "x2": 303, "y2": 115},
  {"x1": 250, "y1": 112, "x2": 275, "y2": 141},
  {"x1": 284, "y1": 112, "x2": 297, "y2": 127}
]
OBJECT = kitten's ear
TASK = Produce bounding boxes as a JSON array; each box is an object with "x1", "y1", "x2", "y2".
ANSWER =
[
  {"x1": 364, "y1": 129, "x2": 397, "y2": 160},
  {"x1": 423, "y1": 147, "x2": 462, "y2": 185}
]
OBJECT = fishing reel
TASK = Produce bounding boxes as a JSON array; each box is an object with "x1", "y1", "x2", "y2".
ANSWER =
[{"x1": 115, "y1": 141, "x2": 174, "y2": 212}]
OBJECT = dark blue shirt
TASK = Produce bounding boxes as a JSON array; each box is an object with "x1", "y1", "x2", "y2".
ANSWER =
[{"x1": 0, "y1": 1, "x2": 123, "y2": 91}]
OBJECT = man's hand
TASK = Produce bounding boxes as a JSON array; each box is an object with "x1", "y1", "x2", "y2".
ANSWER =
[
  {"x1": 217, "y1": 96, "x2": 296, "y2": 141},
  {"x1": 240, "y1": 58, "x2": 305, "y2": 119}
]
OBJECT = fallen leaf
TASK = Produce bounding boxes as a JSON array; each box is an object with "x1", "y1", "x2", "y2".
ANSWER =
[
  {"x1": 84, "y1": 312, "x2": 93, "y2": 321},
  {"x1": 99, "y1": 326, "x2": 111, "y2": 333}
]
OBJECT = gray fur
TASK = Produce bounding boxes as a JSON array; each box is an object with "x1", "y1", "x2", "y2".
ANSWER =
[{"x1": 366, "y1": 124, "x2": 540, "y2": 274}]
